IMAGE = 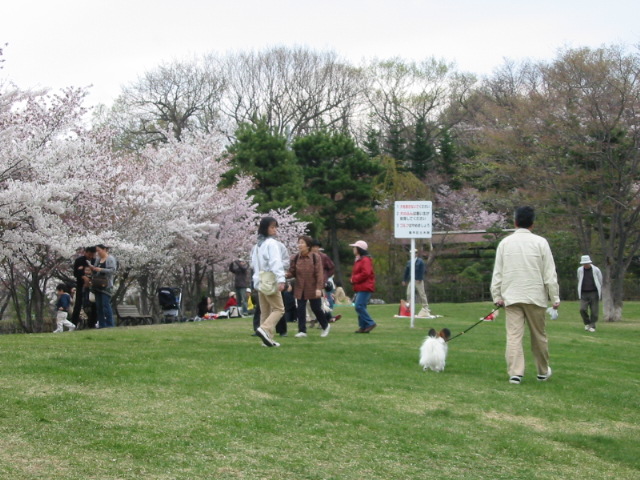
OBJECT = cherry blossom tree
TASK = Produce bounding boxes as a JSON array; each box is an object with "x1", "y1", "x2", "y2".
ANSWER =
[{"x1": 0, "y1": 79, "x2": 115, "y2": 331}]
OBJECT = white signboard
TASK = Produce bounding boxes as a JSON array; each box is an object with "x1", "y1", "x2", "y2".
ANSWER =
[{"x1": 394, "y1": 201, "x2": 432, "y2": 239}]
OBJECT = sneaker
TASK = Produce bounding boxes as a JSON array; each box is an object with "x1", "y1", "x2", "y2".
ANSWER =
[
  {"x1": 537, "y1": 366, "x2": 552, "y2": 381},
  {"x1": 279, "y1": 333, "x2": 288, "y2": 337},
  {"x1": 320, "y1": 325, "x2": 331, "y2": 337},
  {"x1": 584, "y1": 325, "x2": 590, "y2": 331},
  {"x1": 588, "y1": 327, "x2": 596, "y2": 332},
  {"x1": 509, "y1": 375, "x2": 523, "y2": 384},
  {"x1": 68, "y1": 325, "x2": 76, "y2": 331},
  {"x1": 354, "y1": 328, "x2": 365, "y2": 333},
  {"x1": 330, "y1": 314, "x2": 342, "y2": 323},
  {"x1": 294, "y1": 332, "x2": 307, "y2": 338},
  {"x1": 52, "y1": 328, "x2": 63, "y2": 334},
  {"x1": 256, "y1": 327, "x2": 277, "y2": 347},
  {"x1": 363, "y1": 324, "x2": 377, "y2": 333}
]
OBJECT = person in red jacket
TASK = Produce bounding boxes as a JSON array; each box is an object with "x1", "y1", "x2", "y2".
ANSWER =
[{"x1": 349, "y1": 240, "x2": 377, "y2": 333}]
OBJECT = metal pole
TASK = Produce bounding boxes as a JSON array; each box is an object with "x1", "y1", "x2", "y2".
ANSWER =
[{"x1": 410, "y1": 238, "x2": 416, "y2": 328}]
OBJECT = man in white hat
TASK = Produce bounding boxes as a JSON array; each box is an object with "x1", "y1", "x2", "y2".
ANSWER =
[{"x1": 577, "y1": 255, "x2": 603, "y2": 332}]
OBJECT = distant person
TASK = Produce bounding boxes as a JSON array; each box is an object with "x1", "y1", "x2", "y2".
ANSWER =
[
  {"x1": 196, "y1": 296, "x2": 214, "y2": 320},
  {"x1": 251, "y1": 217, "x2": 289, "y2": 347},
  {"x1": 287, "y1": 236, "x2": 331, "y2": 338},
  {"x1": 90, "y1": 244, "x2": 117, "y2": 328},
  {"x1": 349, "y1": 240, "x2": 377, "y2": 333},
  {"x1": 70, "y1": 246, "x2": 96, "y2": 327},
  {"x1": 282, "y1": 281, "x2": 297, "y2": 323},
  {"x1": 577, "y1": 255, "x2": 603, "y2": 333},
  {"x1": 333, "y1": 280, "x2": 352, "y2": 306},
  {"x1": 53, "y1": 284, "x2": 75, "y2": 333},
  {"x1": 223, "y1": 292, "x2": 238, "y2": 311},
  {"x1": 491, "y1": 206, "x2": 559, "y2": 385},
  {"x1": 402, "y1": 250, "x2": 431, "y2": 317},
  {"x1": 229, "y1": 258, "x2": 251, "y2": 315},
  {"x1": 311, "y1": 239, "x2": 335, "y2": 303}
]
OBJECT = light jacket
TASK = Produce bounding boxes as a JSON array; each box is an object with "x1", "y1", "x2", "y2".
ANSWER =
[
  {"x1": 577, "y1": 265, "x2": 603, "y2": 299},
  {"x1": 251, "y1": 237, "x2": 289, "y2": 289},
  {"x1": 491, "y1": 228, "x2": 560, "y2": 308}
]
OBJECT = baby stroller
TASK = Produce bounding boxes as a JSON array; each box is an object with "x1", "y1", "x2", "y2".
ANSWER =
[{"x1": 157, "y1": 287, "x2": 183, "y2": 323}]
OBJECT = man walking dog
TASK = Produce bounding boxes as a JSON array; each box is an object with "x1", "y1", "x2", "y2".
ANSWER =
[{"x1": 491, "y1": 206, "x2": 560, "y2": 385}]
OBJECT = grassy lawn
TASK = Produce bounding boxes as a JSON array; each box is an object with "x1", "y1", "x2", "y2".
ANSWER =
[{"x1": 0, "y1": 301, "x2": 638, "y2": 479}]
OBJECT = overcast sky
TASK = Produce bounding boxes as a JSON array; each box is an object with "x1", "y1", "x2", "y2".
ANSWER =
[{"x1": 2, "y1": 0, "x2": 639, "y2": 108}]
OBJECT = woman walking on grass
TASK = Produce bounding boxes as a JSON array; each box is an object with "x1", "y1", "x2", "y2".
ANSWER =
[
  {"x1": 288, "y1": 235, "x2": 331, "y2": 339},
  {"x1": 349, "y1": 240, "x2": 377, "y2": 333},
  {"x1": 251, "y1": 217, "x2": 289, "y2": 347}
]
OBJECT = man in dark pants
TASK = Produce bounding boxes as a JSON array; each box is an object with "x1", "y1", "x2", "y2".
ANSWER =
[
  {"x1": 229, "y1": 258, "x2": 251, "y2": 315},
  {"x1": 70, "y1": 246, "x2": 96, "y2": 328},
  {"x1": 577, "y1": 255, "x2": 603, "y2": 333}
]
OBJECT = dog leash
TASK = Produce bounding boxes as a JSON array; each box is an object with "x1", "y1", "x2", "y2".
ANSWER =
[{"x1": 446, "y1": 305, "x2": 503, "y2": 343}]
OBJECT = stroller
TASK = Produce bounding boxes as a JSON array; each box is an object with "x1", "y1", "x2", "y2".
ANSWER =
[{"x1": 157, "y1": 287, "x2": 183, "y2": 323}]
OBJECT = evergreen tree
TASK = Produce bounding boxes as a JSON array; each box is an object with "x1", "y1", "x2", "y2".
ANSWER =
[
  {"x1": 384, "y1": 107, "x2": 407, "y2": 164},
  {"x1": 293, "y1": 130, "x2": 382, "y2": 282},
  {"x1": 363, "y1": 124, "x2": 382, "y2": 158},
  {"x1": 223, "y1": 119, "x2": 306, "y2": 213},
  {"x1": 409, "y1": 117, "x2": 434, "y2": 179},
  {"x1": 438, "y1": 129, "x2": 460, "y2": 188}
]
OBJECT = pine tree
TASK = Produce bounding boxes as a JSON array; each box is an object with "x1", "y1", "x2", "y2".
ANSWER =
[
  {"x1": 409, "y1": 117, "x2": 434, "y2": 179},
  {"x1": 384, "y1": 107, "x2": 407, "y2": 165},
  {"x1": 293, "y1": 130, "x2": 382, "y2": 282},
  {"x1": 223, "y1": 119, "x2": 306, "y2": 213}
]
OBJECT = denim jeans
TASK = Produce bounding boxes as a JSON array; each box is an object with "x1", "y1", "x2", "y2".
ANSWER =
[
  {"x1": 354, "y1": 291, "x2": 375, "y2": 329},
  {"x1": 95, "y1": 292, "x2": 114, "y2": 328}
]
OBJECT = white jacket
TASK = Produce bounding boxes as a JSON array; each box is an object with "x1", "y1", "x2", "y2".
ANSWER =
[
  {"x1": 251, "y1": 237, "x2": 289, "y2": 289},
  {"x1": 577, "y1": 265, "x2": 603, "y2": 299}
]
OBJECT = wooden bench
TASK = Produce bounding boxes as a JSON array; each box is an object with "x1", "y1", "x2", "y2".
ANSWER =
[{"x1": 116, "y1": 304, "x2": 154, "y2": 326}]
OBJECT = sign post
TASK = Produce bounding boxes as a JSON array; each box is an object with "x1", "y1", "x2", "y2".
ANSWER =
[{"x1": 394, "y1": 201, "x2": 432, "y2": 328}]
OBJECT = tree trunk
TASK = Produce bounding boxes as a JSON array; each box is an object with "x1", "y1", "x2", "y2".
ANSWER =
[{"x1": 602, "y1": 266, "x2": 624, "y2": 322}]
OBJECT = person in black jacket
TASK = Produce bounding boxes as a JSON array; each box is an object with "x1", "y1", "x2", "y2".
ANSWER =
[
  {"x1": 229, "y1": 259, "x2": 251, "y2": 315},
  {"x1": 70, "y1": 246, "x2": 96, "y2": 328}
]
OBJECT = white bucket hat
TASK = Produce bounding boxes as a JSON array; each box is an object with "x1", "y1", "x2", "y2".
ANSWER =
[{"x1": 580, "y1": 255, "x2": 592, "y2": 265}]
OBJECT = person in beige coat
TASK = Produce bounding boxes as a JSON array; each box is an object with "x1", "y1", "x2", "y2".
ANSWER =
[{"x1": 491, "y1": 206, "x2": 560, "y2": 385}]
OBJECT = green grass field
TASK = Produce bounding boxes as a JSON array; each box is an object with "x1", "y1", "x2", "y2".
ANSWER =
[{"x1": 1, "y1": 302, "x2": 638, "y2": 479}]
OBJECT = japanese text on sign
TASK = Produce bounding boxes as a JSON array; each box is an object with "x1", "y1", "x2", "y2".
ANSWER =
[{"x1": 394, "y1": 201, "x2": 432, "y2": 239}]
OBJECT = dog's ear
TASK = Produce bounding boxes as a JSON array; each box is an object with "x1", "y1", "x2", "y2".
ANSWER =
[
  {"x1": 439, "y1": 328, "x2": 451, "y2": 341},
  {"x1": 428, "y1": 328, "x2": 437, "y2": 337}
]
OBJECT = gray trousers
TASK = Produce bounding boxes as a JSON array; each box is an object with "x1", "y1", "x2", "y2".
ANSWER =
[{"x1": 579, "y1": 291, "x2": 599, "y2": 326}]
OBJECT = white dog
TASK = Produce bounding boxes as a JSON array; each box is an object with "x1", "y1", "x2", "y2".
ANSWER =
[{"x1": 419, "y1": 328, "x2": 451, "y2": 372}]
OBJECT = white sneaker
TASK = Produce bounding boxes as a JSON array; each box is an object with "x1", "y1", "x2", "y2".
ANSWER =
[
  {"x1": 537, "y1": 366, "x2": 553, "y2": 381},
  {"x1": 588, "y1": 327, "x2": 596, "y2": 332},
  {"x1": 320, "y1": 325, "x2": 331, "y2": 337},
  {"x1": 52, "y1": 328, "x2": 62, "y2": 333},
  {"x1": 584, "y1": 325, "x2": 590, "y2": 331},
  {"x1": 256, "y1": 327, "x2": 277, "y2": 347},
  {"x1": 294, "y1": 332, "x2": 307, "y2": 338},
  {"x1": 68, "y1": 325, "x2": 76, "y2": 331}
]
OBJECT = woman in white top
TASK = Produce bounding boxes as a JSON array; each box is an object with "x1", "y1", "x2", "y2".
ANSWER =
[{"x1": 251, "y1": 217, "x2": 290, "y2": 347}]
